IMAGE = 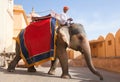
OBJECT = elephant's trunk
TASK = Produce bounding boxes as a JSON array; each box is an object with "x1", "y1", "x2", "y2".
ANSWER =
[{"x1": 79, "y1": 38, "x2": 103, "y2": 80}]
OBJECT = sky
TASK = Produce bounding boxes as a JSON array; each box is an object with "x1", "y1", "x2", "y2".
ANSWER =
[{"x1": 14, "y1": 0, "x2": 120, "y2": 40}]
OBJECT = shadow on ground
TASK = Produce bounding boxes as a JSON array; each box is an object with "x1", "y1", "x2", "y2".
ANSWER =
[
  {"x1": 69, "y1": 67, "x2": 120, "y2": 82},
  {"x1": 0, "y1": 66, "x2": 120, "y2": 82},
  {"x1": 0, "y1": 66, "x2": 60, "y2": 78}
]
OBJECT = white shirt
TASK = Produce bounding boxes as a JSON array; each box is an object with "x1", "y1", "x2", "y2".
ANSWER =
[
  {"x1": 59, "y1": 12, "x2": 68, "y2": 25},
  {"x1": 50, "y1": 11, "x2": 68, "y2": 25}
]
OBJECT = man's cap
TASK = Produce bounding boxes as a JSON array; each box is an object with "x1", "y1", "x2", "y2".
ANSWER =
[{"x1": 63, "y1": 6, "x2": 69, "y2": 10}]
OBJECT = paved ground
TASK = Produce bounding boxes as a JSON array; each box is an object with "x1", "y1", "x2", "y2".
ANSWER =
[{"x1": 0, "y1": 66, "x2": 120, "y2": 82}]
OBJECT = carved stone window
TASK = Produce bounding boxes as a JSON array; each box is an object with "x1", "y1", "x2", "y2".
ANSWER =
[
  {"x1": 108, "y1": 40, "x2": 112, "y2": 45},
  {"x1": 119, "y1": 37, "x2": 120, "y2": 43},
  {"x1": 93, "y1": 44, "x2": 96, "y2": 48},
  {"x1": 99, "y1": 43, "x2": 102, "y2": 47}
]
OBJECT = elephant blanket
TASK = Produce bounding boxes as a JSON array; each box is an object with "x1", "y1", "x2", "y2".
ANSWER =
[{"x1": 17, "y1": 17, "x2": 56, "y2": 67}]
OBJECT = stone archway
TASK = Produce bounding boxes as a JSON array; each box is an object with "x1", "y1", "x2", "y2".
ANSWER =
[
  {"x1": 105, "y1": 33, "x2": 115, "y2": 57},
  {"x1": 115, "y1": 29, "x2": 120, "y2": 57},
  {"x1": 97, "y1": 36, "x2": 105, "y2": 57}
]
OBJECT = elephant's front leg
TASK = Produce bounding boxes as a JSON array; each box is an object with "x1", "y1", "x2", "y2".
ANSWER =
[
  {"x1": 57, "y1": 44, "x2": 71, "y2": 79},
  {"x1": 56, "y1": 33, "x2": 71, "y2": 79},
  {"x1": 48, "y1": 57, "x2": 59, "y2": 75}
]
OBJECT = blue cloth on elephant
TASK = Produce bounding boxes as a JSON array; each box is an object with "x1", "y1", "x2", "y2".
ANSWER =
[{"x1": 17, "y1": 17, "x2": 56, "y2": 67}]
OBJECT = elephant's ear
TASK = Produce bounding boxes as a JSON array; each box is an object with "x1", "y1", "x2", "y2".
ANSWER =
[{"x1": 58, "y1": 26, "x2": 70, "y2": 46}]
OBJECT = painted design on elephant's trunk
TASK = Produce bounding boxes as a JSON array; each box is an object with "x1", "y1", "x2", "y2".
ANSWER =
[{"x1": 59, "y1": 26, "x2": 70, "y2": 46}]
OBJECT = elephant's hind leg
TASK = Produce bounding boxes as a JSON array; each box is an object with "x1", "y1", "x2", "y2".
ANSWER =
[
  {"x1": 27, "y1": 66, "x2": 36, "y2": 72},
  {"x1": 7, "y1": 42, "x2": 21, "y2": 72},
  {"x1": 48, "y1": 57, "x2": 59, "y2": 75}
]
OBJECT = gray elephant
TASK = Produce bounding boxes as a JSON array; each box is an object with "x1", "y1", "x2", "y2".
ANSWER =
[{"x1": 7, "y1": 23, "x2": 103, "y2": 80}]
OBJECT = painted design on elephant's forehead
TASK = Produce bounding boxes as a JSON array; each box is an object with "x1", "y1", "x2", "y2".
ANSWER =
[{"x1": 59, "y1": 27, "x2": 70, "y2": 46}]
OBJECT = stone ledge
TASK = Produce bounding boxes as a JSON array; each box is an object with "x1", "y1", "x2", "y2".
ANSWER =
[
  {"x1": 69, "y1": 57, "x2": 120, "y2": 73},
  {"x1": 92, "y1": 57, "x2": 120, "y2": 73}
]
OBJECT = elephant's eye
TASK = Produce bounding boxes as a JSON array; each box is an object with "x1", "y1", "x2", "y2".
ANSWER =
[{"x1": 78, "y1": 35, "x2": 83, "y2": 41}]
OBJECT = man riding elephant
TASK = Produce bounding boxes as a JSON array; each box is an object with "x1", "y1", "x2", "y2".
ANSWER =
[{"x1": 50, "y1": 6, "x2": 72, "y2": 24}]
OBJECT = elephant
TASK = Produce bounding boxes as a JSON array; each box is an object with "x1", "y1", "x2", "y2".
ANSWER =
[{"x1": 7, "y1": 23, "x2": 103, "y2": 80}]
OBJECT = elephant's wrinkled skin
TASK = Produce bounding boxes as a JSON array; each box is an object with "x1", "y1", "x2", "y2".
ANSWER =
[{"x1": 7, "y1": 23, "x2": 103, "y2": 80}]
